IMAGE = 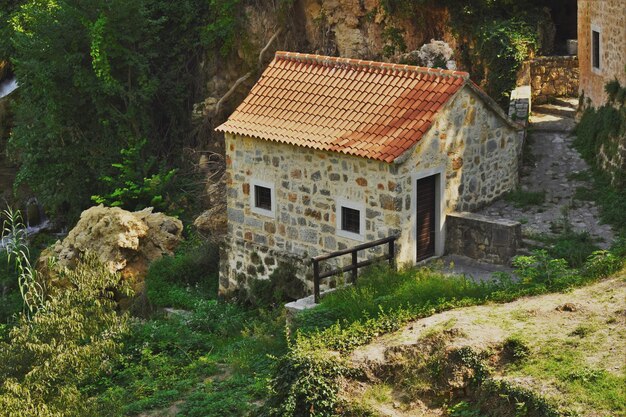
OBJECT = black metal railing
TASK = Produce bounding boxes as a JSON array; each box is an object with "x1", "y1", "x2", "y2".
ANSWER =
[{"x1": 312, "y1": 235, "x2": 398, "y2": 303}]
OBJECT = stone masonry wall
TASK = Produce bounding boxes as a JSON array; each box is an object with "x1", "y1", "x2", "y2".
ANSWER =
[
  {"x1": 578, "y1": 0, "x2": 626, "y2": 107},
  {"x1": 445, "y1": 212, "x2": 521, "y2": 265},
  {"x1": 221, "y1": 134, "x2": 403, "y2": 294},
  {"x1": 529, "y1": 56, "x2": 579, "y2": 105}
]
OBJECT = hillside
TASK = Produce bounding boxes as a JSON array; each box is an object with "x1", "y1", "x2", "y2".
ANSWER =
[{"x1": 341, "y1": 275, "x2": 626, "y2": 416}]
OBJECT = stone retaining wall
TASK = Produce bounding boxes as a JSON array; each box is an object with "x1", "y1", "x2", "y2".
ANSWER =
[
  {"x1": 529, "y1": 56, "x2": 579, "y2": 104},
  {"x1": 445, "y1": 212, "x2": 521, "y2": 265}
]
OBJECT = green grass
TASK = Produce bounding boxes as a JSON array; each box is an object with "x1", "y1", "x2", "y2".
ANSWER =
[
  {"x1": 504, "y1": 188, "x2": 546, "y2": 209},
  {"x1": 97, "y1": 292, "x2": 286, "y2": 416},
  {"x1": 92, "y1": 240, "x2": 287, "y2": 417},
  {"x1": 145, "y1": 239, "x2": 220, "y2": 309},
  {"x1": 295, "y1": 265, "x2": 499, "y2": 332},
  {"x1": 506, "y1": 337, "x2": 625, "y2": 414}
]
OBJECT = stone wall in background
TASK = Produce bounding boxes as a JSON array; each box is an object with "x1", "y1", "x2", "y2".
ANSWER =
[
  {"x1": 528, "y1": 56, "x2": 579, "y2": 104},
  {"x1": 445, "y1": 211, "x2": 521, "y2": 265}
]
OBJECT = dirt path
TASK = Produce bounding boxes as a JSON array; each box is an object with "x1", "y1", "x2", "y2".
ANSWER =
[{"x1": 477, "y1": 102, "x2": 614, "y2": 248}]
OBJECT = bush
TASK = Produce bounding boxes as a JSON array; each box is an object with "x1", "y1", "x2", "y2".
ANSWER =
[
  {"x1": 547, "y1": 230, "x2": 600, "y2": 268},
  {"x1": 244, "y1": 262, "x2": 305, "y2": 308},
  {"x1": 0, "y1": 251, "x2": 20, "y2": 323},
  {"x1": 145, "y1": 240, "x2": 219, "y2": 309},
  {"x1": 0, "y1": 253, "x2": 131, "y2": 417}
]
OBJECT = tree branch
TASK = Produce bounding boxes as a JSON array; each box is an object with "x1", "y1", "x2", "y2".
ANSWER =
[{"x1": 214, "y1": 28, "x2": 282, "y2": 116}]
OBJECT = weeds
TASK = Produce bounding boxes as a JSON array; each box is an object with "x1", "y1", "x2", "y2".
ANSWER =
[{"x1": 504, "y1": 188, "x2": 546, "y2": 209}]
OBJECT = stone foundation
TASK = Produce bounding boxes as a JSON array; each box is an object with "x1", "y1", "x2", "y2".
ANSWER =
[{"x1": 445, "y1": 212, "x2": 521, "y2": 265}]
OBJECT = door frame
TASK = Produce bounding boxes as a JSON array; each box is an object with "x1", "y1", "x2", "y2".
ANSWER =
[{"x1": 411, "y1": 167, "x2": 445, "y2": 263}]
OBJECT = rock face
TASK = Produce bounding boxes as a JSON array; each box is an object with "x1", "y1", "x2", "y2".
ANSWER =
[{"x1": 39, "y1": 205, "x2": 183, "y2": 293}]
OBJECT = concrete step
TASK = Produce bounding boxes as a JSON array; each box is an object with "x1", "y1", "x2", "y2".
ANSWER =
[{"x1": 532, "y1": 103, "x2": 576, "y2": 119}]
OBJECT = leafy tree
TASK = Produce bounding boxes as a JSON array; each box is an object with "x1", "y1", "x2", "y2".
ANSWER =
[
  {"x1": 6, "y1": 0, "x2": 243, "y2": 221},
  {"x1": 0, "y1": 253, "x2": 131, "y2": 417}
]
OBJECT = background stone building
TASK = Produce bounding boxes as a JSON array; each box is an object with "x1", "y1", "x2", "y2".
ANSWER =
[
  {"x1": 216, "y1": 52, "x2": 521, "y2": 295},
  {"x1": 578, "y1": 0, "x2": 626, "y2": 107}
]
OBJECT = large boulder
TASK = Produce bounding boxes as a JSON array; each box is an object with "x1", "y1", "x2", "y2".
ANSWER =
[{"x1": 39, "y1": 205, "x2": 183, "y2": 294}]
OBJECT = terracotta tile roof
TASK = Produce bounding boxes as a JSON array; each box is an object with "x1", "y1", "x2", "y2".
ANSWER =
[{"x1": 216, "y1": 51, "x2": 476, "y2": 163}]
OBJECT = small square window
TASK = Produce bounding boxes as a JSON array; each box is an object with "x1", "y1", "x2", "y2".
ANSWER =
[
  {"x1": 336, "y1": 198, "x2": 365, "y2": 241},
  {"x1": 250, "y1": 179, "x2": 275, "y2": 217},
  {"x1": 254, "y1": 185, "x2": 272, "y2": 211},
  {"x1": 341, "y1": 206, "x2": 360, "y2": 234}
]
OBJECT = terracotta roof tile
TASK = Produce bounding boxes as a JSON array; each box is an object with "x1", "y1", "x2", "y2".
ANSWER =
[{"x1": 216, "y1": 51, "x2": 473, "y2": 162}]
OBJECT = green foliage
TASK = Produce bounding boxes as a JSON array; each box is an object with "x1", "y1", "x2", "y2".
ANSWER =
[
  {"x1": 201, "y1": 0, "x2": 243, "y2": 56},
  {"x1": 504, "y1": 188, "x2": 545, "y2": 209},
  {"x1": 245, "y1": 262, "x2": 306, "y2": 307},
  {"x1": 6, "y1": 0, "x2": 243, "y2": 221},
  {"x1": 99, "y1": 299, "x2": 286, "y2": 416},
  {"x1": 574, "y1": 80, "x2": 626, "y2": 189},
  {"x1": 91, "y1": 139, "x2": 177, "y2": 212},
  {"x1": 145, "y1": 240, "x2": 219, "y2": 309},
  {"x1": 473, "y1": 18, "x2": 536, "y2": 106},
  {"x1": 512, "y1": 250, "x2": 573, "y2": 288},
  {"x1": 260, "y1": 339, "x2": 347, "y2": 417},
  {"x1": 502, "y1": 336, "x2": 530, "y2": 362},
  {"x1": 449, "y1": 401, "x2": 485, "y2": 417},
  {"x1": 0, "y1": 253, "x2": 131, "y2": 417},
  {"x1": 1, "y1": 207, "x2": 44, "y2": 318},
  {"x1": 0, "y1": 251, "x2": 21, "y2": 323},
  {"x1": 381, "y1": 26, "x2": 406, "y2": 58}
]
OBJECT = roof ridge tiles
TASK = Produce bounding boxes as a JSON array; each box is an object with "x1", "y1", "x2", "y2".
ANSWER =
[{"x1": 274, "y1": 50, "x2": 469, "y2": 80}]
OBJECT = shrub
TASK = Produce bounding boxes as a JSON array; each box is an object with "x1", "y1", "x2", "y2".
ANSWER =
[
  {"x1": 145, "y1": 240, "x2": 219, "y2": 309},
  {"x1": 547, "y1": 230, "x2": 600, "y2": 268},
  {"x1": 259, "y1": 340, "x2": 347, "y2": 417},
  {"x1": 502, "y1": 336, "x2": 530, "y2": 362},
  {"x1": 0, "y1": 253, "x2": 131, "y2": 417},
  {"x1": 244, "y1": 262, "x2": 305, "y2": 308}
]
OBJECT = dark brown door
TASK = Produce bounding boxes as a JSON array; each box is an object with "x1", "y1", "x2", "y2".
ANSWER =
[{"x1": 416, "y1": 175, "x2": 436, "y2": 262}]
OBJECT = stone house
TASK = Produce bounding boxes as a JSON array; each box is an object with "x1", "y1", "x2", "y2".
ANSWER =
[
  {"x1": 216, "y1": 51, "x2": 521, "y2": 295},
  {"x1": 577, "y1": 0, "x2": 626, "y2": 107}
]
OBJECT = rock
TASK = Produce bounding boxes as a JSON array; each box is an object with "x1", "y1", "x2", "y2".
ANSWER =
[
  {"x1": 193, "y1": 209, "x2": 227, "y2": 236},
  {"x1": 38, "y1": 205, "x2": 183, "y2": 295},
  {"x1": 556, "y1": 303, "x2": 577, "y2": 312}
]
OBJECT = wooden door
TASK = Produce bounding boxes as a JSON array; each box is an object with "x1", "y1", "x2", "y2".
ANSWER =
[{"x1": 416, "y1": 175, "x2": 436, "y2": 262}]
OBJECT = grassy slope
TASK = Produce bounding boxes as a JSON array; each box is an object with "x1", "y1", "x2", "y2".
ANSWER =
[{"x1": 343, "y1": 272, "x2": 626, "y2": 416}]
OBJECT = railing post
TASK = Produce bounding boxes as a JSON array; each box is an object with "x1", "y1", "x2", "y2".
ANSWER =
[
  {"x1": 389, "y1": 238, "x2": 396, "y2": 270},
  {"x1": 313, "y1": 259, "x2": 320, "y2": 304},
  {"x1": 351, "y1": 250, "x2": 358, "y2": 284}
]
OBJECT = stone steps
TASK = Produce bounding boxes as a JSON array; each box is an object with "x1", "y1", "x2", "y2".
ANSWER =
[{"x1": 532, "y1": 103, "x2": 576, "y2": 119}]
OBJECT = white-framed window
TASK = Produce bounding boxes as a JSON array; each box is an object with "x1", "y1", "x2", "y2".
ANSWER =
[
  {"x1": 591, "y1": 24, "x2": 601, "y2": 73},
  {"x1": 336, "y1": 198, "x2": 365, "y2": 241},
  {"x1": 250, "y1": 178, "x2": 275, "y2": 218}
]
